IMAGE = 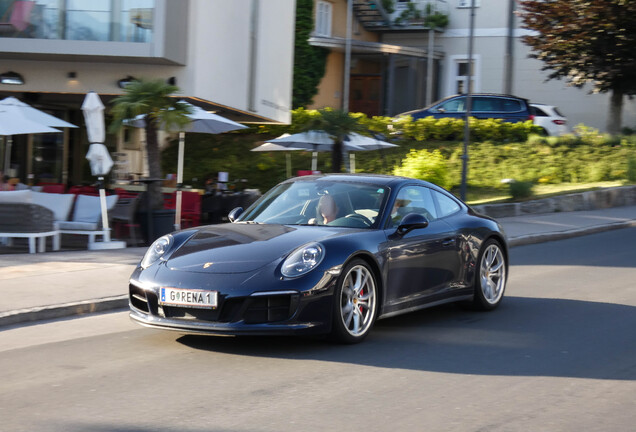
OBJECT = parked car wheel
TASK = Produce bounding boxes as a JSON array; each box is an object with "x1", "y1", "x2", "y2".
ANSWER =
[
  {"x1": 331, "y1": 259, "x2": 378, "y2": 344},
  {"x1": 471, "y1": 239, "x2": 507, "y2": 310}
]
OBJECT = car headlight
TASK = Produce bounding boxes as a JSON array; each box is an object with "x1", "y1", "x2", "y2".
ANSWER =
[
  {"x1": 140, "y1": 234, "x2": 174, "y2": 269},
  {"x1": 281, "y1": 243, "x2": 324, "y2": 278}
]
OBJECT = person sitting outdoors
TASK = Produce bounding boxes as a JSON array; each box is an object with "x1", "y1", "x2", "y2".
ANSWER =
[{"x1": 1, "y1": 174, "x2": 13, "y2": 191}]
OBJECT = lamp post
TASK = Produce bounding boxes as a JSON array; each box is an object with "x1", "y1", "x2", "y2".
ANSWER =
[
  {"x1": 343, "y1": 0, "x2": 353, "y2": 112},
  {"x1": 504, "y1": 0, "x2": 516, "y2": 94},
  {"x1": 460, "y1": 0, "x2": 476, "y2": 202}
]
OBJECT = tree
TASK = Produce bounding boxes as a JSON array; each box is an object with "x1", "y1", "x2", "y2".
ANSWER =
[
  {"x1": 519, "y1": 0, "x2": 636, "y2": 134},
  {"x1": 109, "y1": 79, "x2": 192, "y2": 209},
  {"x1": 302, "y1": 108, "x2": 363, "y2": 173}
]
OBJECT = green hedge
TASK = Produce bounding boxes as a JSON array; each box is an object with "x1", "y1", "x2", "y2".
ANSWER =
[
  {"x1": 161, "y1": 110, "x2": 636, "y2": 195},
  {"x1": 259, "y1": 108, "x2": 543, "y2": 143}
]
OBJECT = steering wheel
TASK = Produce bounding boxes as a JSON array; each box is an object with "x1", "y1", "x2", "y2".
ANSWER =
[{"x1": 344, "y1": 213, "x2": 373, "y2": 227}]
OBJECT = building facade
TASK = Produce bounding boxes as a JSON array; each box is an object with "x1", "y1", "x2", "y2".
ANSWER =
[
  {"x1": 0, "y1": 0, "x2": 295, "y2": 185},
  {"x1": 309, "y1": 0, "x2": 636, "y2": 132}
]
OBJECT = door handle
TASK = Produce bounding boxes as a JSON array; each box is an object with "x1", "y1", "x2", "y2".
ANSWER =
[{"x1": 442, "y1": 238, "x2": 456, "y2": 247}]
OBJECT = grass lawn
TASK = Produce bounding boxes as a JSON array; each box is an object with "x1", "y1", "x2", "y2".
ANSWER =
[{"x1": 465, "y1": 181, "x2": 629, "y2": 205}]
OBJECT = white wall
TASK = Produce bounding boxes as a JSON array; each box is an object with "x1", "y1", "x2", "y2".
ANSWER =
[
  {"x1": 184, "y1": 0, "x2": 295, "y2": 124},
  {"x1": 436, "y1": 1, "x2": 636, "y2": 131},
  {"x1": 0, "y1": 0, "x2": 296, "y2": 125}
]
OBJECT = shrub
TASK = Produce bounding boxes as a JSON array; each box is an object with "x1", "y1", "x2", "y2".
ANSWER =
[
  {"x1": 628, "y1": 156, "x2": 636, "y2": 182},
  {"x1": 393, "y1": 149, "x2": 451, "y2": 189},
  {"x1": 509, "y1": 181, "x2": 534, "y2": 200}
]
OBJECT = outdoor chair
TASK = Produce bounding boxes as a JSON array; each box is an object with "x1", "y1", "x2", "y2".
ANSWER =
[
  {"x1": 114, "y1": 188, "x2": 139, "y2": 199},
  {"x1": 57, "y1": 194, "x2": 119, "y2": 245},
  {"x1": 39, "y1": 182, "x2": 66, "y2": 194},
  {"x1": 163, "y1": 192, "x2": 176, "y2": 209},
  {"x1": 68, "y1": 185, "x2": 99, "y2": 196},
  {"x1": 0, "y1": 190, "x2": 61, "y2": 253},
  {"x1": 111, "y1": 193, "x2": 142, "y2": 245},
  {"x1": 180, "y1": 191, "x2": 202, "y2": 228}
]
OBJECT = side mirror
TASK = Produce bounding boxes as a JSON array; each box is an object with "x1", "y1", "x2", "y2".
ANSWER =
[
  {"x1": 397, "y1": 213, "x2": 429, "y2": 236},
  {"x1": 228, "y1": 207, "x2": 244, "y2": 223}
]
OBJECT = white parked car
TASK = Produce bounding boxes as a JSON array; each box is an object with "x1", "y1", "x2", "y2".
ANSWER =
[{"x1": 530, "y1": 103, "x2": 569, "y2": 136}]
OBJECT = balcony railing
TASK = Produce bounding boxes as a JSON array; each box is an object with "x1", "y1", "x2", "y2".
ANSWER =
[
  {"x1": 0, "y1": 0, "x2": 154, "y2": 42},
  {"x1": 353, "y1": 0, "x2": 449, "y2": 31}
]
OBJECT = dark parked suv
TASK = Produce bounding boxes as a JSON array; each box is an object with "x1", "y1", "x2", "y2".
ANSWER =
[{"x1": 398, "y1": 93, "x2": 533, "y2": 123}]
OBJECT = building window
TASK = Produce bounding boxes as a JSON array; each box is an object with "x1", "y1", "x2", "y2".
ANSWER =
[
  {"x1": 0, "y1": 0, "x2": 155, "y2": 42},
  {"x1": 457, "y1": 0, "x2": 480, "y2": 8},
  {"x1": 315, "y1": 1, "x2": 332, "y2": 37},
  {"x1": 447, "y1": 55, "x2": 480, "y2": 95}
]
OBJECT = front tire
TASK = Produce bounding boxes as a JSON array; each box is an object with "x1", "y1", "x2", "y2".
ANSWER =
[
  {"x1": 471, "y1": 239, "x2": 507, "y2": 310},
  {"x1": 331, "y1": 259, "x2": 378, "y2": 344}
]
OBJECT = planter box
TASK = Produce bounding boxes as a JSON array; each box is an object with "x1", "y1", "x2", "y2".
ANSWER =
[{"x1": 137, "y1": 209, "x2": 176, "y2": 245}]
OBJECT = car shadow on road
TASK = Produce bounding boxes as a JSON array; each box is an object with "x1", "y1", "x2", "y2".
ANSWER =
[{"x1": 177, "y1": 295, "x2": 636, "y2": 381}]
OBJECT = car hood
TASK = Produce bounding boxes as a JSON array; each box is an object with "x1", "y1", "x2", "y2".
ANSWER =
[{"x1": 166, "y1": 223, "x2": 348, "y2": 274}]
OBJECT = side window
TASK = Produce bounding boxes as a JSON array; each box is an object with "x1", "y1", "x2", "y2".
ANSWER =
[
  {"x1": 315, "y1": 1, "x2": 332, "y2": 37},
  {"x1": 532, "y1": 106, "x2": 548, "y2": 116},
  {"x1": 389, "y1": 186, "x2": 438, "y2": 227},
  {"x1": 436, "y1": 97, "x2": 465, "y2": 113},
  {"x1": 434, "y1": 191, "x2": 461, "y2": 217},
  {"x1": 502, "y1": 99, "x2": 523, "y2": 113},
  {"x1": 472, "y1": 97, "x2": 495, "y2": 112}
]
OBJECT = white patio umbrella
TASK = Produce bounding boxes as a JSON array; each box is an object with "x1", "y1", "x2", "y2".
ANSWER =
[
  {"x1": 344, "y1": 132, "x2": 398, "y2": 172},
  {"x1": 266, "y1": 130, "x2": 397, "y2": 173},
  {"x1": 129, "y1": 101, "x2": 247, "y2": 229},
  {"x1": 251, "y1": 137, "x2": 304, "y2": 178},
  {"x1": 346, "y1": 132, "x2": 398, "y2": 151},
  {"x1": 266, "y1": 130, "x2": 366, "y2": 172},
  {"x1": 0, "y1": 107, "x2": 61, "y2": 173},
  {"x1": 0, "y1": 97, "x2": 77, "y2": 129},
  {"x1": 81, "y1": 91, "x2": 124, "y2": 250}
]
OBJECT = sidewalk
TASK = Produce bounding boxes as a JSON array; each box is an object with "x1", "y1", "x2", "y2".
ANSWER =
[{"x1": 1, "y1": 205, "x2": 635, "y2": 328}]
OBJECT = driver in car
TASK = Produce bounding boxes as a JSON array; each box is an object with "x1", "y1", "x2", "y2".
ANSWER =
[{"x1": 317, "y1": 194, "x2": 338, "y2": 224}]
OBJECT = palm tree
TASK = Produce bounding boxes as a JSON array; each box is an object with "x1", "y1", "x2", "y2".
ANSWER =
[
  {"x1": 109, "y1": 79, "x2": 192, "y2": 209},
  {"x1": 303, "y1": 108, "x2": 363, "y2": 173}
]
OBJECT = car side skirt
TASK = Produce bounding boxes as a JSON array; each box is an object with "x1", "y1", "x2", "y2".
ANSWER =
[{"x1": 378, "y1": 291, "x2": 473, "y2": 320}]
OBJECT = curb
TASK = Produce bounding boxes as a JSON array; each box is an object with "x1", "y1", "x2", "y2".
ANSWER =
[
  {"x1": 473, "y1": 185, "x2": 636, "y2": 219},
  {"x1": 2, "y1": 220, "x2": 635, "y2": 329},
  {"x1": 0, "y1": 295, "x2": 128, "y2": 328},
  {"x1": 507, "y1": 220, "x2": 636, "y2": 247}
]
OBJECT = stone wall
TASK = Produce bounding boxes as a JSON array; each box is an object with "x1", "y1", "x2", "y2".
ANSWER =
[{"x1": 472, "y1": 185, "x2": 636, "y2": 218}]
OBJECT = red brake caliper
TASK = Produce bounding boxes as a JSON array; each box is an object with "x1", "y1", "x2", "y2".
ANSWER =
[{"x1": 359, "y1": 288, "x2": 365, "y2": 313}]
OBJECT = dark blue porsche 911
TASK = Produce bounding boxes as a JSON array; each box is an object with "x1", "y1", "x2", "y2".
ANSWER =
[{"x1": 129, "y1": 174, "x2": 508, "y2": 343}]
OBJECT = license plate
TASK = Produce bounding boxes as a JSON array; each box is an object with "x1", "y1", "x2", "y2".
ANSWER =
[{"x1": 159, "y1": 287, "x2": 218, "y2": 309}]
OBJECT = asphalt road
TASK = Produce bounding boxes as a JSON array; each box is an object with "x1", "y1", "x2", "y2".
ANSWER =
[{"x1": 1, "y1": 228, "x2": 635, "y2": 432}]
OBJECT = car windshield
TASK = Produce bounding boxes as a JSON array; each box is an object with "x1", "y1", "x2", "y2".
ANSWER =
[{"x1": 238, "y1": 180, "x2": 389, "y2": 229}]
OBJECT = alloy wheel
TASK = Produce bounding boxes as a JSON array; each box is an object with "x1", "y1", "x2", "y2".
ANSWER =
[
  {"x1": 479, "y1": 243, "x2": 506, "y2": 305},
  {"x1": 339, "y1": 264, "x2": 377, "y2": 337}
]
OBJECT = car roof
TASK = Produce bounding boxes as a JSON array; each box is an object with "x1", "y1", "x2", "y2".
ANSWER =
[
  {"x1": 438, "y1": 93, "x2": 529, "y2": 102},
  {"x1": 282, "y1": 173, "x2": 447, "y2": 194},
  {"x1": 397, "y1": 93, "x2": 529, "y2": 116},
  {"x1": 530, "y1": 103, "x2": 555, "y2": 108}
]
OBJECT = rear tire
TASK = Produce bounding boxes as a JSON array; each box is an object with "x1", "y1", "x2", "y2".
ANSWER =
[
  {"x1": 470, "y1": 239, "x2": 506, "y2": 310},
  {"x1": 330, "y1": 259, "x2": 378, "y2": 344}
]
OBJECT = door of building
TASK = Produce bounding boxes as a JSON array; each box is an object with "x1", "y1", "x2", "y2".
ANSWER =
[{"x1": 349, "y1": 75, "x2": 381, "y2": 116}]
